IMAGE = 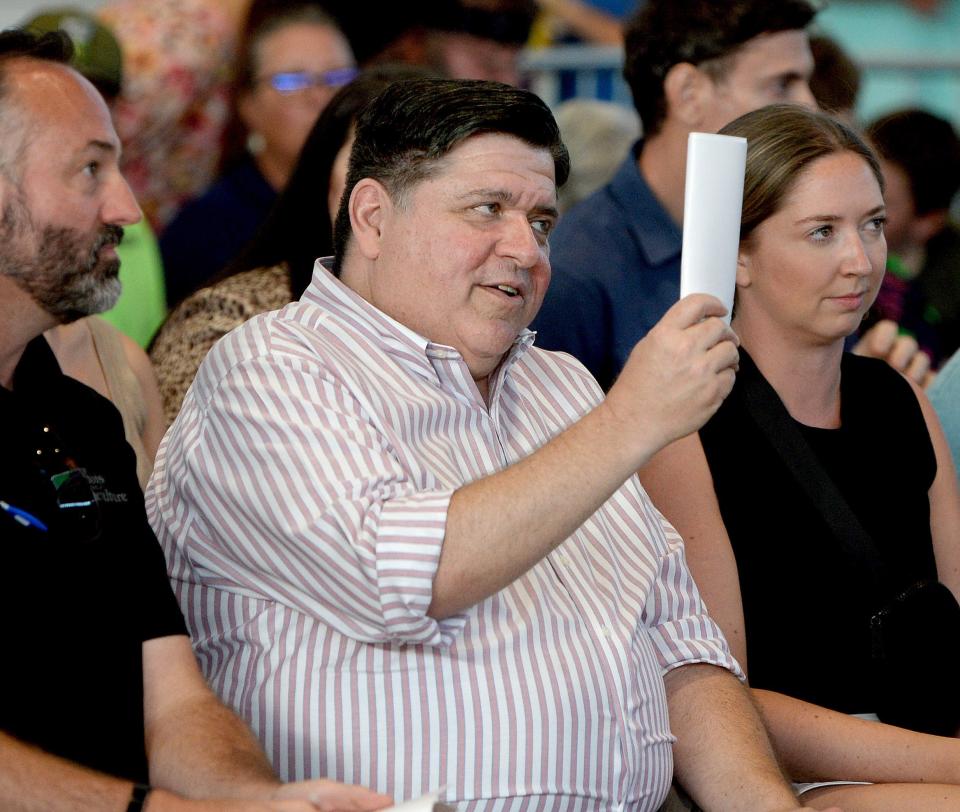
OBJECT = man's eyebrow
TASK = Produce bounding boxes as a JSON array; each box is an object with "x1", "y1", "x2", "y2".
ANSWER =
[
  {"x1": 457, "y1": 188, "x2": 514, "y2": 202},
  {"x1": 84, "y1": 139, "x2": 118, "y2": 155},
  {"x1": 532, "y1": 203, "x2": 560, "y2": 220},
  {"x1": 770, "y1": 70, "x2": 811, "y2": 85},
  {"x1": 458, "y1": 188, "x2": 560, "y2": 219}
]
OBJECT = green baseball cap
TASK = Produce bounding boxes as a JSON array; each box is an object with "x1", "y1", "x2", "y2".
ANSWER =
[{"x1": 21, "y1": 7, "x2": 123, "y2": 99}]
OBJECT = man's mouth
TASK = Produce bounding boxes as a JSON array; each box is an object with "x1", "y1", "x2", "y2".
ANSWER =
[{"x1": 494, "y1": 284, "x2": 520, "y2": 297}]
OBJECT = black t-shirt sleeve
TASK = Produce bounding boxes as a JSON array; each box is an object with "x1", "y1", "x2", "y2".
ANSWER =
[{"x1": 128, "y1": 516, "x2": 189, "y2": 643}]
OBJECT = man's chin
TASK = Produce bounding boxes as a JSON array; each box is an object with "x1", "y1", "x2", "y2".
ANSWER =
[{"x1": 48, "y1": 275, "x2": 122, "y2": 322}]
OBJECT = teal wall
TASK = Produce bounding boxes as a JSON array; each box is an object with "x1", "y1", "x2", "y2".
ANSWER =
[{"x1": 816, "y1": 0, "x2": 960, "y2": 129}]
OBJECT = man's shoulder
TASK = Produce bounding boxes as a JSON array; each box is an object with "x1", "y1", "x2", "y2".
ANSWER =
[
  {"x1": 553, "y1": 160, "x2": 638, "y2": 245},
  {"x1": 198, "y1": 299, "x2": 326, "y2": 371},
  {"x1": 550, "y1": 153, "x2": 676, "y2": 277},
  {"x1": 188, "y1": 296, "x2": 365, "y2": 403}
]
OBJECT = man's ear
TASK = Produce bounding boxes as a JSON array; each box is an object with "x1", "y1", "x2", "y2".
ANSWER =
[
  {"x1": 663, "y1": 62, "x2": 711, "y2": 129},
  {"x1": 349, "y1": 178, "x2": 390, "y2": 261}
]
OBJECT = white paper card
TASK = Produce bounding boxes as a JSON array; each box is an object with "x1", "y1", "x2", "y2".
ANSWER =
[
  {"x1": 385, "y1": 791, "x2": 451, "y2": 812},
  {"x1": 679, "y1": 132, "x2": 748, "y2": 323}
]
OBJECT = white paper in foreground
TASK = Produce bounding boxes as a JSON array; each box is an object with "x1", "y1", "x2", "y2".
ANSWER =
[
  {"x1": 384, "y1": 791, "x2": 453, "y2": 812},
  {"x1": 679, "y1": 132, "x2": 748, "y2": 323}
]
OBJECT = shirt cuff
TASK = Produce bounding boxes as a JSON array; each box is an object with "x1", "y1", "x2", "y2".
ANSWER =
[
  {"x1": 650, "y1": 614, "x2": 745, "y2": 681},
  {"x1": 375, "y1": 488, "x2": 467, "y2": 646}
]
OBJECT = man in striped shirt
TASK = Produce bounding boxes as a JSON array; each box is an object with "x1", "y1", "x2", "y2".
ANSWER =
[{"x1": 148, "y1": 79, "x2": 821, "y2": 812}]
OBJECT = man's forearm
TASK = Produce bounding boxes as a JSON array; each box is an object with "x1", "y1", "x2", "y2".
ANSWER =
[
  {"x1": 666, "y1": 665, "x2": 799, "y2": 812},
  {"x1": 430, "y1": 397, "x2": 653, "y2": 617},
  {"x1": 143, "y1": 636, "x2": 279, "y2": 802},
  {"x1": 429, "y1": 295, "x2": 740, "y2": 618},
  {"x1": 0, "y1": 732, "x2": 132, "y2": 812},
  {"x1": 146, "y1": 690, "x2": 280, "y2": 801}
]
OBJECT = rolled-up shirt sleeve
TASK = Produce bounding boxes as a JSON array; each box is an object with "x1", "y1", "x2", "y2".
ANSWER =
[
  {"x1": 641, "y1": 506, "x2": 744, "y2": 680},
  {"x1": 155, "y1": 349, "x2": 468, "y2": 648}
]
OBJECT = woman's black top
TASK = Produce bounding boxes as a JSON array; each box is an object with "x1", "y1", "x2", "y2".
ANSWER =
[{"x1": 699, "y1": 350, "x2": 937, "y2": 713}]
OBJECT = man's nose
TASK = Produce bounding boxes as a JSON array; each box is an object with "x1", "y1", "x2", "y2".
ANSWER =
[
  {"x1": 103, "y1": 174, "x2": 141, "y2": 227},
  {"x1": 497, "y1": 213, "x2": 542, "y2": 268}
]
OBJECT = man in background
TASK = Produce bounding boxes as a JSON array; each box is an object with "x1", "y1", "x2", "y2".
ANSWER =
[
  {"x1": 531, "y1": 0, "x2": 817, "y2": 389},
  {"x1": 864, "y1": 108, "x2": 960, "y2": 367}
]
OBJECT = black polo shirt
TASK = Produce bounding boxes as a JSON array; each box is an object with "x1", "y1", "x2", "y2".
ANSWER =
[{"x1": 0, "y1": 336, "x2": 187, "y2": 782}]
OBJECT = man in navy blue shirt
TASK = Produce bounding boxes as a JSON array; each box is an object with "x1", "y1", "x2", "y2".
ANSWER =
[{"x1": 533, "y1": 0, "x2": 817, "y2": 389}]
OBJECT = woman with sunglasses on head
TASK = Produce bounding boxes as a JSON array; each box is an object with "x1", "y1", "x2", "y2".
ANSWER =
[
  {"x1": 150, "y1": 65, "x2": 429, "y2": 426},
  {"x1": 159, "y1": 2, "x2": 355, "y2": 308},
  {"x1": 641, "y1": 104, "x2": 960, "y2": 810}
]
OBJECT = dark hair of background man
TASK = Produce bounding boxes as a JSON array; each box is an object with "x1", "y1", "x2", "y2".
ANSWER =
[{"x1": 622, "y1": 0, "x2": 817, "y2": 137}]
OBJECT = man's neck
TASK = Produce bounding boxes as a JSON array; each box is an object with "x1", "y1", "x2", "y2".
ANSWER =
[
  {"x1": 0, "y1": 283, "x2": 54, "y2": 389},
  {"x1": 0, "y1": 328, "x2": 34, "y2": 390},
  {"x1": 637, "y1": 125, "x2": 690, "y2": 227}
]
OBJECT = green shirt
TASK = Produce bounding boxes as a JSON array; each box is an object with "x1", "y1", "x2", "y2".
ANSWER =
[{"x1": 100, "y1": 218, "x2": 167, "y2": 348}]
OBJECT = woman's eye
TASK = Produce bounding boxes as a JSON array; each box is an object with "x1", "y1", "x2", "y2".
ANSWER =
[
  {"x1": 866, "y1": 216, "x2": 887, "y2": 233},
  {"x1": 809, "y1": 225, "x2": 832, "y2": 241}
]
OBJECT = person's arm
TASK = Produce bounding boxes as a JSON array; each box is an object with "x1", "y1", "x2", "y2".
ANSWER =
[
  {"x1": 429, "y1": 294, "x2": 738, "y2": 617},
  {"x1": 666, "y1": 664, "x2": 813, "y2": 812},
  {"x1": 639, "y1": 433, "x2": 749, "y2": 665},
  {"x1": 928, "y1": 351, "x2": 960, "y2": 476},
  {"x1": 119, "y1": 330, "x2": 166, "y2": 462},
  {"x1": 641, "y1": 431, "x2": 960, "y2": 786},
  {"x1": 142, "y1": 635, "x2": 391, "y2": 810},
  {"x1": 909, "y1": 377, "x2": 960, "y2": 600},
  {"x1": 0, "y1": 732, "x2": 133, "y2": 812},
  {"x1": 0, "y1": 727, "x2": 387, "y2": 812}
]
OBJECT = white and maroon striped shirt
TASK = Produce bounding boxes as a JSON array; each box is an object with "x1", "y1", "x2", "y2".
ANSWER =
[{"x1": 147, "y1": 262, "x2": 738, "y2": 812}]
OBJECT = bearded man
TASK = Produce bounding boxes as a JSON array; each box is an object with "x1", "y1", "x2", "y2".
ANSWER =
[{"x1": 0, "y1": 28, "x2": 389, "y2": 812}]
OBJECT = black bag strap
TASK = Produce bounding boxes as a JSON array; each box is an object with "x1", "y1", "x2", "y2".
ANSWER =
[{"x1": 736, "y1": 353, "x2": 887, "y2": 590}]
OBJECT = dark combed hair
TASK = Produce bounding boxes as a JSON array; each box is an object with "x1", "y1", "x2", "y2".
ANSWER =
[
  {"x1": 332, "y1": 78, "x2": 569, "y2": 269},
  {"x1": 0, "y1": 29, "x2": 73, "y2": 97},
  {"x1": 622, "y1": 0, "x2": 817, "y2": 136},
  {"x1": 720, "y1": 104, "x2": 883, "y2": 244},
  {"x1": 221, "y1": 64, "x2": 432, "y2": 297},
  {"x1": 867, "y1": 109, "x2": 960, "y2": 216}
]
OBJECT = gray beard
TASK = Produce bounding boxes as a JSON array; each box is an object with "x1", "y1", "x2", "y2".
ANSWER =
[{"x1": 0, "y1": 198, "x2": 123, "y2": 323}]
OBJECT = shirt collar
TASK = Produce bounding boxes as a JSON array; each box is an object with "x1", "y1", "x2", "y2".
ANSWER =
[
  {"x1": 5, "y1": 336, "x2": 62, "y2": 398},
  {"x1": 301, "y1": 259, "x2": 535, "y2": 397},
  {"x1": 607, "y1": 140, "x2": 682, "y2": 268}
]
